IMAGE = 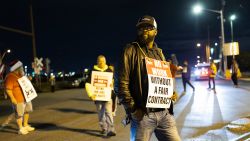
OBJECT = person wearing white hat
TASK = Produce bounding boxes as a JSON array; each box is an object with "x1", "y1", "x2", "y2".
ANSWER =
[{"x1": 4, "y1": 60, "x2": 35, "y2": 135}]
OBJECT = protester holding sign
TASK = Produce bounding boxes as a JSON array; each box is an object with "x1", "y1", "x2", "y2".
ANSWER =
[
  {"x1": 118, "y1": 15, "x2": 181, "y2": 141},
  {"x1": 4, "y1": 60, "x2": 35, "y2": 135},
  {"x1": 168, "y1": 58, "x2": 182, "y2": 102},
  {"x1": 85, "y1": 55, "x2": 116, "y2": 137}
]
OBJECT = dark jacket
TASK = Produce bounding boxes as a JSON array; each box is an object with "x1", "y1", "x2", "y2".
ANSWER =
[
  {"x1": 181, "y1": 64, "x2": 191, "y2": 80},
  {"x1": 118, "y1": 41, "x2": 173, "y2": 115}
]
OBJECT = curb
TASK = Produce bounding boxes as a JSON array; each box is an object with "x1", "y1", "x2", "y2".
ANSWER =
[{"x1": 231, "y1": 132, "x2": 250, "y2": 141}]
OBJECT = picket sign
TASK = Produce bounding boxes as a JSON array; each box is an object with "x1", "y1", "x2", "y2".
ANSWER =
[
  {"x1": 90, "y1": 71, "x2": 113, "y2": 101},
  {"x1": 18, "y1": 76, "x2": 37, "y2": 102},
  {"x1": 145, "y1": 57, "x2": 173, "y2": 109}
]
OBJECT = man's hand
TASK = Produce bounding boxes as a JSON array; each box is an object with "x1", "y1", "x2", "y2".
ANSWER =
[
  {"x1": 10, "y1": 98, "x2": 17, "y2": 105},
  {"x1": 4, "y1": 93, "x2": 8, "y2": 99},
  {"x1": 5, "y1": 90, "x2": 17, "y2": 104},
  {"x1": 171, "y1": 91, "x2": 178, "y2": 102},
  {"x1": 178, "y1": 66, "x2": 183, "y2": 70},
  {"x1": 90, "y1": 95, "x2": 96, "y2": 101}
]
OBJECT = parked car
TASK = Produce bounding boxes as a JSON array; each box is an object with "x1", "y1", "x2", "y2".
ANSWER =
[
  {"x1": 194, "y1": 63, "x2": 210, "y2": 80},
  {"x1": 71, "y1": 77, "x2": 87, "y2": 88}
]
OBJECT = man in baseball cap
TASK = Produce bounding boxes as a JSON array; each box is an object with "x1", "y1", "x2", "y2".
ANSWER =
[{"x1": 118, "y1": 15, "x2": 181, "y2": 141}]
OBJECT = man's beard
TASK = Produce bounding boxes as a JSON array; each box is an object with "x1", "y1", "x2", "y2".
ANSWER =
[
  {"x1": 18, "y1": 70, "x2": 25, "y2": 76},
  {"x1": 139, "y1": 34, "x2": 155, "y2": 44}
]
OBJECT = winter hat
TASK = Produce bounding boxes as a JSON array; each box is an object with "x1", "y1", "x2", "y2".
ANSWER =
[{"x1": 9, "y1": 60, "x2": 23, "y2": 72}]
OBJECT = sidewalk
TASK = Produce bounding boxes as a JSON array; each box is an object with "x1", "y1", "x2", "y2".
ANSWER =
[
  {"x1": 239, "y1": 77, "x2": 250, "y2": 81},
  {"x1": 185, "y1": 116, "x2": 250, "y2": 141}
]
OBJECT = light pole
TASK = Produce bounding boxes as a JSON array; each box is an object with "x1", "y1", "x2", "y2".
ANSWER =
[
  {"x1": 0, "y1": 49, "x2": 11, "y2": 78},
  {"x1": 0, "y1": 49, "x2": 11, "y2": 65},
  {"x1": 0, "y1": 1, "x2": 37, "y2": 60},
  {"x1": 192, "y1": 4, "x2": 227, "y2": 73},
  {"x1": 230, "y1": 14, "x2": 236, "y2": 59},
  {"x1": 230, "y1": 14, "x2": 236, "y2": 42}
]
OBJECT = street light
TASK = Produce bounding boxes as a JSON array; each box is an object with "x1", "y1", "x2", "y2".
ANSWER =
[
  {"x1": 192, "y1": 3, "x2": 227, "y2": 74},
  {"x1": 0, "y1": 49, "x2": 11, "y2": 64},
  {"x1": 193, "y1": 4, "x2": 203, "y2": 14},
  {"x1": 196, "y1": 43, "x2": 201, "y2": 47},
  {"x1": 211, "y1": 48, "x2": 214, "y2": 56}
]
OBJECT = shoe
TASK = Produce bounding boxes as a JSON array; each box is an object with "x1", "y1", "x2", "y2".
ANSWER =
[
  {"x1": 1, "y1": 123, "x2": 8, "y2": 127},
  {"x1": 207, "y1": 88, "x2": 211, "y2": 90},
  {"x1": 24, "y1": 125, "x2": 35, "y2": 132},
  {"x1": 0, "y1": 123, "x2": 8, "y2": 130},
  {"x1": 101, "y1": 129, "x2": 107, "y2": 135},
  {"x1": 107, "y1": 131, "x2": 116, "y2": 136},
  {"x1": 18, "y1": 127, "x2": 29, "y2": 135},
  {"x1": 0, "y1": 124, "x2": 6, "y2": 130}
]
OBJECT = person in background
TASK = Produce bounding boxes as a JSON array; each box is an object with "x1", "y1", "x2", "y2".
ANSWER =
[
  {"x1": 49, "y1": 74, "x2": 56, "y2": 92},
  {"x1": 168, "y1": 59, "x2": 181, "y2": 102},
  {"x1": 85, "y1": 55, "x2": 116, "y2": 137},
  {"x1": 231, "y1": 59, "x2": 239, "y2": 87},
  {"x1": 4, "y1": 60, "x2": 35, "y2": 135},
  {"x1": 208, "y1": 61, "x2": 217, "y2": 93},
  {"x1": 181, "y1": 60, "x2": 195, "y2": 94}
]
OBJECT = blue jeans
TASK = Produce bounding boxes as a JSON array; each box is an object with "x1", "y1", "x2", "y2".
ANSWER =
[
  {"x1": 130, "y1": 109, "x2": 181, "y2": 141},
  {"x1": 95, "y1": 100, "x2": 115, "y2": 132}
]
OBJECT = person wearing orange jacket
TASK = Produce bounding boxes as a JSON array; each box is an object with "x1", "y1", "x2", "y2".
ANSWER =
[
  {"x1": 5, "y1": 60, "x2": 35, "y2": 135},
  {"x1": 208, "y1": 61, "x2": 217, "y2": 93}
]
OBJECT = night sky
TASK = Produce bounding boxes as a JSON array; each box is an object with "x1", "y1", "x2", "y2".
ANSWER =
[{"x1": 0, "y1": 0, "x2": 250, "y2": 72}]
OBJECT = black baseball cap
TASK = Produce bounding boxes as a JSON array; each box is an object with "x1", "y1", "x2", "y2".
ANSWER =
[{"x1": 136, "y1": 15, "x2": 157, "y2": 29}]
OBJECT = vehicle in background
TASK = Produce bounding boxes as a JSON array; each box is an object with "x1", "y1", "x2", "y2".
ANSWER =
[
  {"x1": 194, "y1": 63, "x2": 210, "y2": 80},
  {"x1": 71, "y1": 76, "x2": 88, "y2": 88}
]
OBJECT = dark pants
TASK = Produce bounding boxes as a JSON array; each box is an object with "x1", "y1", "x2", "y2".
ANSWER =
[
  {"x1": 208, "y1": 77, "x2": 215, "y2": 89},
  {"x1": 182, "y1": 77, "x2": 194, "y2": 91},
  {"x1": 51, "y1": 85, "x2": 55, "y2": 92},
  {"x1": 231, "y1": 73, "x2": 238, "y2": 86}
]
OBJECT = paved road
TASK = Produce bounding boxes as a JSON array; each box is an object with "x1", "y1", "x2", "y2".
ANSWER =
[
  {"x1": 175, "y1": 78, "x2": 250, "y2": 140},
  {"x1": 0, "y1": 78, "x2": 250, "y2": 141}
]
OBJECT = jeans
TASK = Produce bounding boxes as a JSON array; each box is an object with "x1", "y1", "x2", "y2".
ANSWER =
[
  {"x1": 231, "y1": 73, "x2": 238, "y2": 86},
  {"x1": 182, "y1": 77, "x2": 194, "y2": 92},
  {"x1": 130, "y1": 109, "x2": 181, "y2": 141},
  {"x1": 208, "y1": 77, "x2": 215, "y2": 89},
  {"x1": 95, "y1": 100, "x2": 115, "y2": 132}
]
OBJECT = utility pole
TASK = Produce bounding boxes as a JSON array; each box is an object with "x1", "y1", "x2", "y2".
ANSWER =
[
  {"x1": 206, "y1": 25, "x2": 210, "y2": 63},
  {"x1": 221, "y1": 0, "x2": 227, "y2": 73},
  {"x1": 30, "y1": 1, "x2": 37, "y2": 59},
  {"x1": 0, "y1": 1, "x2": 37, "y2": 61}
]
